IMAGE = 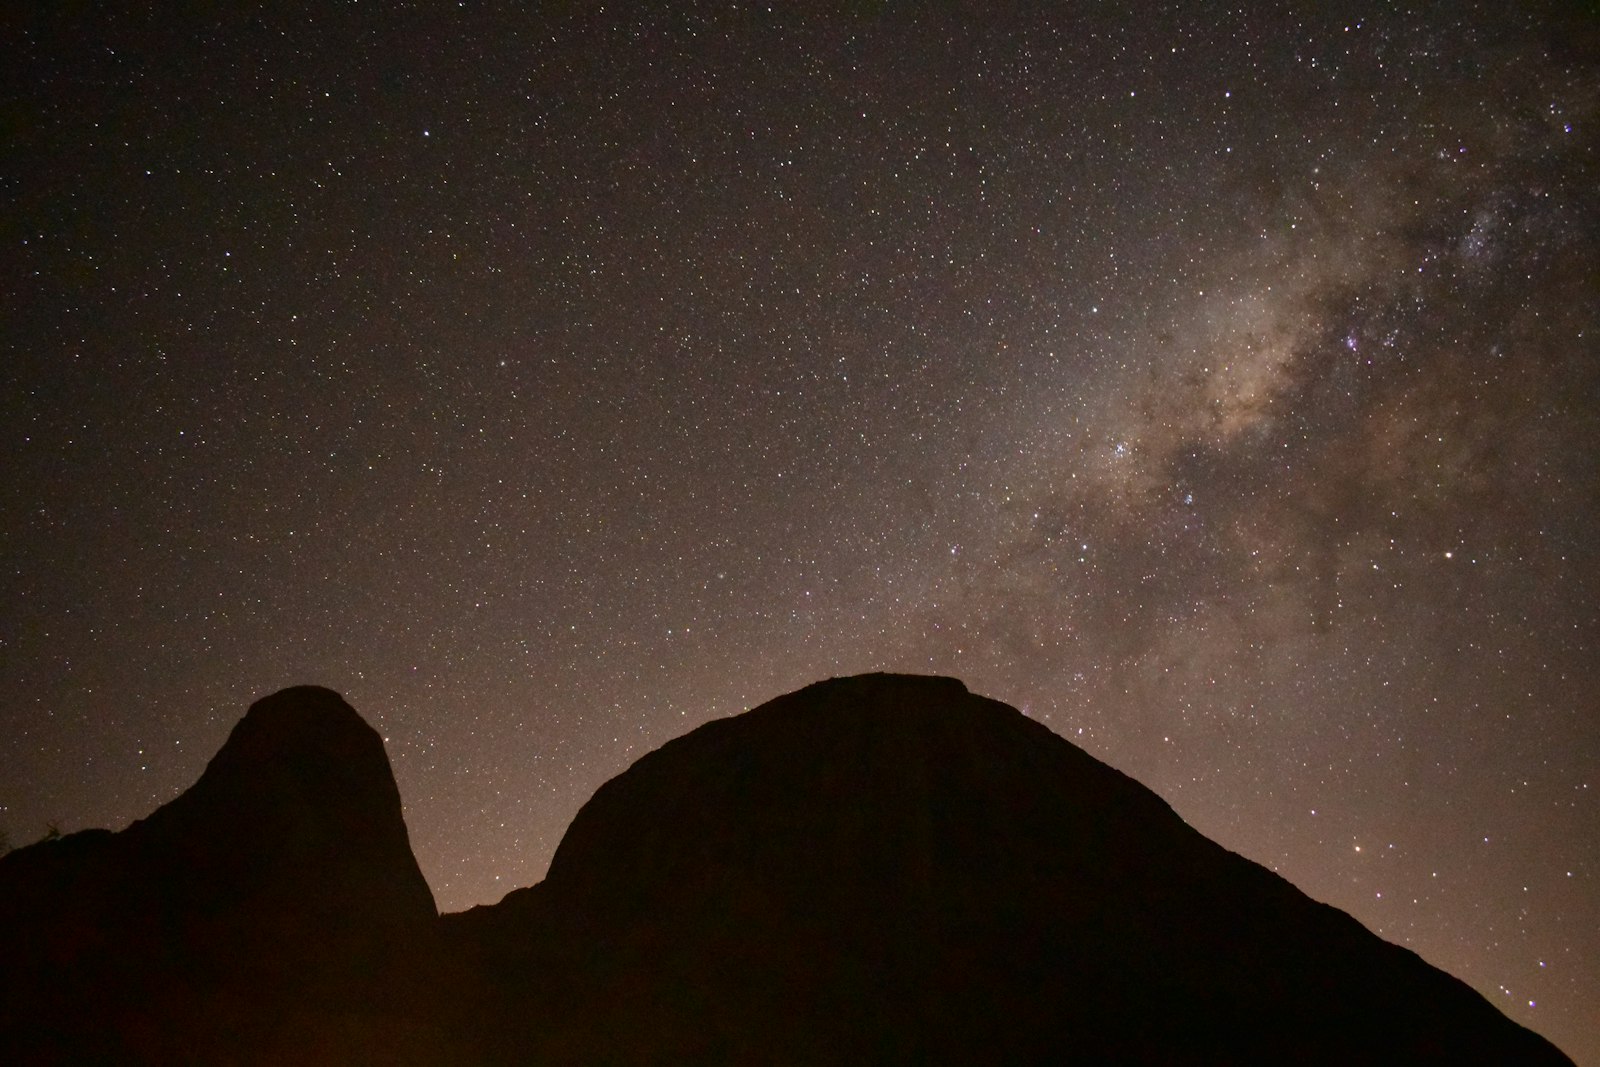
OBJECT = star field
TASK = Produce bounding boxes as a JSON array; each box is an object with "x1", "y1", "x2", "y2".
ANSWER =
[{"x1": 4, "y1": 4, "x2": 1597, "y2": 1060}]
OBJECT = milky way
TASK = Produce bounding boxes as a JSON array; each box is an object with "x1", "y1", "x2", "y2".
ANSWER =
[{"x1": 4, "y1": 5, "x2": 1597, "y2": 1060}]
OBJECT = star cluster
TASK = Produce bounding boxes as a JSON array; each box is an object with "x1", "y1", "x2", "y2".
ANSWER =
[{"x1": 4, "y1": 4, "x2": 1596, "y2": 1060}]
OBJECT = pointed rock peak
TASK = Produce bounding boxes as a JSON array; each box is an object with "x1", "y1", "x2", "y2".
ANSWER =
[
  {"x1": 186, "y1": 685, "x2": 395, "y2": 806},
  {"x1": 227, "y1": 684, "x2": 373, "y2": 754},
  {"x1": 248, "y1": 682, "x2": 360, "y2": 718},
  {"x1": 0, "y1": 686, "x2": 438, "y2": 1063},
  {"x1": 135, "y1": 685, "x2": 435, "y2": 923}
]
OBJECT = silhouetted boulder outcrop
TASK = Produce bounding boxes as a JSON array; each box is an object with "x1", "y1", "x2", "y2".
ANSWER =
[
  {"x1": 448, "y1": 673, "x2": 1570, "y2": 1065},
  {"x1": 1, "y1": 676, "x2": 1573, "y2": 1065},
  {"x1": 0, "y1": 686, "x2": 442, "y2": 1065}
]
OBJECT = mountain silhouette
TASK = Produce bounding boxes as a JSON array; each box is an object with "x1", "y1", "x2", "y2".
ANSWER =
[{"x1": 1, "y1": 676, "x2": 1574, "y2": 1065}]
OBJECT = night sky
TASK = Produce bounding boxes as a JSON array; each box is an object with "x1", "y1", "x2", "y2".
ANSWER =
[{"x1": 5, "y1": 3, "x2": 1597, "y2": 1059}]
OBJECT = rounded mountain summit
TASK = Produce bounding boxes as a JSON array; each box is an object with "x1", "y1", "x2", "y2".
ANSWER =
[{"x1": 449, "y1": 673, "x2": 1571, "y2": 1065}]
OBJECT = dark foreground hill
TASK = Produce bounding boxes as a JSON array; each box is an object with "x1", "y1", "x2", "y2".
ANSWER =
[{"x1": 0, "y1": 676, "x2": 1574, "y2": 1065}]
